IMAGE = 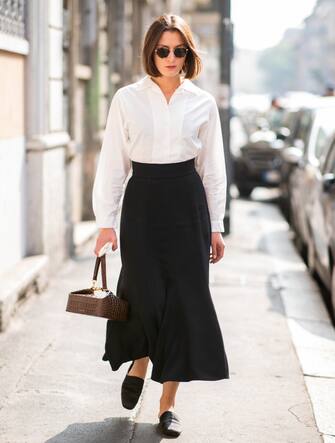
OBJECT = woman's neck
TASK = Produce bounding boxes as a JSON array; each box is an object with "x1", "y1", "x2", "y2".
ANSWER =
[{"x1": 150, "y1": 75, "x2": 184, "y2": 93}]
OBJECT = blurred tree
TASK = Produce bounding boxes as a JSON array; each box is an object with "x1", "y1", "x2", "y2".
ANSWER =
[{"x1": 258, "y1": 41, "x2": 296, "y2": 95}]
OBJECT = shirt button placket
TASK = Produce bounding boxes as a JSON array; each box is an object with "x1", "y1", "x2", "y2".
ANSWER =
[
  {"x1": 166, "y1": 105, "x2": 171, "y2": 162},
  {"x1": 162, "y1": 100, "x2": 170, "y2": 163}
]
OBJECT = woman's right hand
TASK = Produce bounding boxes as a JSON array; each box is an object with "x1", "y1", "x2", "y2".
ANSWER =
[{"x1": 94, "y1": 228, "x2": 118, "y2": 256}]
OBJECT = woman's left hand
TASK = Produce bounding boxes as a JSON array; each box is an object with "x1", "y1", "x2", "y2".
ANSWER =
[{"x1": 210, "y1": 232, "x2": 225, "y2": 264}]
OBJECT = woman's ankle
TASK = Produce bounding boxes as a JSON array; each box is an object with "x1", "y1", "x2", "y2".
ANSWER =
[
  {"x1": 128, "y1": 357, "x2": 149, "y2": 378},
  {"x1": 159, "y1": 397, "x2": 175, "y2": 416}
]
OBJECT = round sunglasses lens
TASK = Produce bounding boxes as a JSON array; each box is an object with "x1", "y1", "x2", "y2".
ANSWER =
[
  {"x1": 175, "y1": 48, "x2": 187, "y2": 57},
  {"x1": 156, "y1": 47, "x2": 169, "y2": 58}
]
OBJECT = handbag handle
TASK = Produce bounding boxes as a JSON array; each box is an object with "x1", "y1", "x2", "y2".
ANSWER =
[{"x1": 92, "y1": 255, "x2": 108, "y2": 289}]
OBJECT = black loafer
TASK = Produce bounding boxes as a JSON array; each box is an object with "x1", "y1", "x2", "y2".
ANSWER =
[
  {"x1": 121, "y1": 361, "x2": 145, "y2": 409},
  {"x1": 157, "y1": 410, "x2": 182, "y2": 437}
]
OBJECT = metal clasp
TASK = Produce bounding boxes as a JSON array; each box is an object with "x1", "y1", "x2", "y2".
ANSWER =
[{"x1": 92, "y1": 279, "x2": 102, "y2": 290}]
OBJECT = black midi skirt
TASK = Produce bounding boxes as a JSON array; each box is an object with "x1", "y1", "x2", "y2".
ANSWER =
[{"x1": 102, "y1": 157, "x2": 229, "y2": 384}]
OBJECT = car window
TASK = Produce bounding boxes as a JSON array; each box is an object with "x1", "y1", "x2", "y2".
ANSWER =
[
  {"x1": 313, "y1": 108, "x2": 335, "y2": 165},
  {"x1": 323, "y1": 140, "x2": 335, "y2": 174},
  {"x1": 315, "y1": 127, "x2": 330, "y2": 160},
  {"x1": 296, "y1": 110, "x2": 313, "y2": 150},
  {"x1": 282, "y1": 111, "x2": 297, "y2": 131},
  {"x1": 284, "y1": 111, "x2": 299, "y2": 142}
]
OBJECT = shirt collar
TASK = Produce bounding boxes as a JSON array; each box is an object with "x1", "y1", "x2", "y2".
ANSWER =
[{"x1": 136, "y1": 74, "x2": 200, "y2": 95}]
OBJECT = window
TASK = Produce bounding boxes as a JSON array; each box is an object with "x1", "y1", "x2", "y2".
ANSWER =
[
  {"x1": 315, "y1": 126, "x2": 330, "y2": 160},
  {"x1": 313, "y1": 108, "x2": 335, "y2": 166},
  {"x1": 323, "y1": 141, "x2": 335, "y2": 174},
  {"x1": 0, "y1": 1, "x2": 25, "y2": 38},
  {"x1": 296, "y1": 109, "x2": 313, "y2": 152}
]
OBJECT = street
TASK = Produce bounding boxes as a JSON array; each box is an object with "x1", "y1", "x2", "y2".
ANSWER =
[{"x1": 1, "y1": 194, "x2": 332, "y2": 442}]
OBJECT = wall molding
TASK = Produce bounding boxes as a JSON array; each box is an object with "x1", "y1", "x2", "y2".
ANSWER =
[
  {"x1": 26, "y1": 132, "x2": 70, "y2": 152},
  {"x1": 0, "y1": 32, "x2": 29, "y2": 55}
]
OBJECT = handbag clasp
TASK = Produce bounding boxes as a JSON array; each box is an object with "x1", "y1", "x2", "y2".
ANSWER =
[{"x1": 92, "y1": 279, "x2": 102, "y2": 290}]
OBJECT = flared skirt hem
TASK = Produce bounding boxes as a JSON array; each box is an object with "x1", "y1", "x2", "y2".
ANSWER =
[{"x1": 102, "y1": 354, "x2": 230, "y2": 385}]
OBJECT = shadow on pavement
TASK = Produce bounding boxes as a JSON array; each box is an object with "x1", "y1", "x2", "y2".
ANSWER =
[{"x1": 45, "y1": 417, "x2": 166, "y2": 442}]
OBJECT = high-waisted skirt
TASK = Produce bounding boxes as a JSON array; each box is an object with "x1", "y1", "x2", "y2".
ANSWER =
[{"x1": 102, "y1": 157, "x2": 230, "y2": 384}]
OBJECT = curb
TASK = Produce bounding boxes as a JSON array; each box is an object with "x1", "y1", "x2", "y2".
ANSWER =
[
  {"x1": 0, "y1": 255, "x2": 49, "y2": 332},
  {"x1": 262, "y1": 202, "x2": 335, "y2": 442}
]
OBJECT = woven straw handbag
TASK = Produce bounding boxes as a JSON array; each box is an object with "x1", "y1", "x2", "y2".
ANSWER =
[{"x1": 66, "y1": 254, "x2": 128, "y2": 321}]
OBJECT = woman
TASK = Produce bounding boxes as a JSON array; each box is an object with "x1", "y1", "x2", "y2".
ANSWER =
[{"x1": 92, "y1": 13, "x2": 229, "y2": 438}]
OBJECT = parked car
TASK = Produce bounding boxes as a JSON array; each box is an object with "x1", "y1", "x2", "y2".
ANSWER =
[
  {"x1": 233, "y1": 120, "x2": 288, "y2": 197},
  {"x1": 305, "y1": 132, "x2": 335, "y2": 317},
  {"x1": 233, "y1": 92, "x2": 320, "y2": 199},
  {"x1": 278, "y1": 106, "x2": 316, "y2": 221},
  {"x1": 288, "y1": 98, "x2": 335, "y2": 264}
]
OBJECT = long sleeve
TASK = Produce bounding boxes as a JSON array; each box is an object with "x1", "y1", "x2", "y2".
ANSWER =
[
  {"x1": 92, "y1": 89, "x2": 131, "y2": 229},
  {"x1": 195, "y1": 95, "x2": 227, "y2": 233}
]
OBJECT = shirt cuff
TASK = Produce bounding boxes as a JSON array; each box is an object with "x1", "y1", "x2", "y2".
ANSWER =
[
  {"x1": 95, "y1": 214, "x2": 118, "y2": 230},
  {"x1": 211, "y1": 220, "x2": 225, "y2": 233}
]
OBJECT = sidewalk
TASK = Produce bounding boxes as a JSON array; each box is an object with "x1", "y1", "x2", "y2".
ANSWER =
[{"x1": 0, "y1": 197, "x2": 328, "y2": 442}]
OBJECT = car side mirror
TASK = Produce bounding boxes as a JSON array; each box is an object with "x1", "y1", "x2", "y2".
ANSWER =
[{"x1": 322, "y1": 173, "x2": 335, "y2": 193}]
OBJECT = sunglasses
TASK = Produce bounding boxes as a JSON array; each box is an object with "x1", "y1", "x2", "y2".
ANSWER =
[{"x1": 154, "y1": 46, "x2": 189, "y2": 58}]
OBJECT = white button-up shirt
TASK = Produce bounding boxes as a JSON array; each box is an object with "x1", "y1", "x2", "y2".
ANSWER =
[{"x1": 92, "y1": 74, "x2": 227, "y2": 232}]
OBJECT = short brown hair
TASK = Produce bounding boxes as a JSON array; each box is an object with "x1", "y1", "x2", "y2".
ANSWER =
[{"x1": 141, "y1": 14, "x2": 202, "y2": 79}]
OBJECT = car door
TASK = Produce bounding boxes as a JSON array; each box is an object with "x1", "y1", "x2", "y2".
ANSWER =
[
  {"x1": 316, "y1": 138, "x2": 335, "y2": 284},
  {"x1": 289, "y1": 109, "x2": 314, "y2": 240},
  {"x1": 309, "y1": 112, "x2": 335, "y2": 278},
  {"x1": 290, "y1": 109, "x2": 317, "y2": 244}
]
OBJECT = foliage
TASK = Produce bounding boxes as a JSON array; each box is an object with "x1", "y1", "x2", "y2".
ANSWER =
[{"x1": 258, "y1": 41, "x2": 297, "y2": 95}]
